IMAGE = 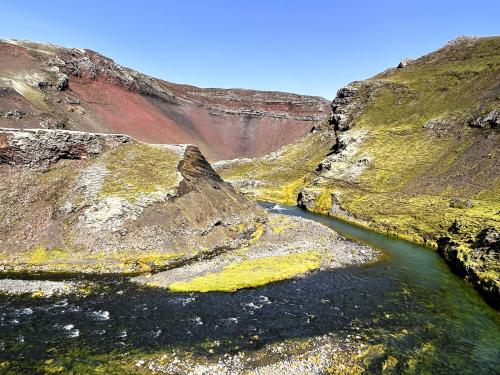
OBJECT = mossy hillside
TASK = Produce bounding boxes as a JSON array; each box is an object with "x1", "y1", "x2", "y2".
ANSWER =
[
  {"x1": 99, "y1": 143, "x2": 183, "y2": 201},
  {"x1": 304, "y1": 39, "x2": 500, "y2": 296},
  {"x1": 168, "y1": 251, "x2": 321, "y2": 293},
  {"x1": 229, "y1": 38, "x2": 499, "y2": 244},
  {"x1": 220, "y1": 37, "x2": 499, "y2": 213},
  {"x1": 310, "y1": 38, "x2": 499, "y2": 237},
  {"x1": 218, "y1": 37, "x2": 500, "y2": 300},
  {"x1": 217, "y1": 129, "x2": 334, "y2": 204}
]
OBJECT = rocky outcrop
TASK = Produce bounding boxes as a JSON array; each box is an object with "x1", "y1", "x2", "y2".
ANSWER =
[
  {"x1": 438, "y1": 227, "x2": 499, "y2": 309},
  {"x1": 0, "y1": 128, "x2": 131, "y2": 168},
  {"x1": 329, "y1": 83, "x2": 361, "y2": 131},
  {"x1": 0, "y1": 39, "x2": 329, "y2": 160},
  {"x1": 0, "y1": 129, "x2": 264, "y2": 274},
  {"x1": 397, "y1": 58, "x2": 413, "y2": 68},
  {"x1": 329, "y1": 80, "x2": 397, "y2": 132},
  {"x1": 469, "y1": 108, "x2": 500, "y2": 128}
]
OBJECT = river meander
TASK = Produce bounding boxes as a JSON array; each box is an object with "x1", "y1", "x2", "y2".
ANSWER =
[{"x1": 0, "y1": 202, "x2": 498, "y2": 373}]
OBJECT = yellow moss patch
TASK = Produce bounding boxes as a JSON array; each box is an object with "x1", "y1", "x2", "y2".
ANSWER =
[
  {"x1": 29, "y1": 245, "x2": 68, "y2": 264},
  {"x1": 10, "y1": 78, "x2": 50, "y2": 111},
  {"x1": 272, "y1": 226, "x2": 288, "y2": 234},
  {"x1": 118, "y1": 252, "x2": 184, "y2": 273},
  {"x1": 248, "y1": 223, "x2": 265, "y2": 245},
  {"x1": 31, "y1": 291, "x2": 44, "y2": 298},
  {"x1": 229, "y1": 223, "x2": 247, "y2": 233},
  {"x1": 12, "y1": 247, "x2": 184, "y2": 275},
  {"x1": 314, "y1": 189, "x2": 333, "y2": 212},
  {"x1": 270, "y1": 216, "x2": 292, "y2": 234},
  {"x1": 169, "y1": 252, "x2": 321, "y2": 293},
  {"x1": 77, "y1": 285, "x2": 93, "y2": 297}
]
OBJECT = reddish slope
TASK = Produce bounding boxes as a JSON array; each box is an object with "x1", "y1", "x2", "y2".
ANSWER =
[{"x1": 0, "y1": 40, "x2": 329, "y2": 160}]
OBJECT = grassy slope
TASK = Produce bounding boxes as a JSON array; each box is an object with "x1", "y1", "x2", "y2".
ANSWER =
[
  {"x1": 216, "y1": 128, "x2": 335, "y2": 204},
  {"x1": 218, "y1": 36, "x2": 500, "y2": 303}
]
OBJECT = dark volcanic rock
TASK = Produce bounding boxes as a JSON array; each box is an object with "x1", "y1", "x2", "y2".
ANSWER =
[
  {"x1": 477, "y1": 227, "x2": 500, "y2": 251},
  {"x1": 329, "y1": 83, "x2": 360, "y2": 131},
  {"x1": 484, "y1": 109, "x2": 500, "y2": 128}
]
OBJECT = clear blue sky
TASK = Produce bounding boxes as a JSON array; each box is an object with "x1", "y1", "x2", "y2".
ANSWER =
[{"x1": 1, "y1": 0, "x2": 499, "y2": 99}]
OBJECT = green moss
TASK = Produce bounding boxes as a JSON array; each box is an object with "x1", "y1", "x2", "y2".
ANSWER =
[
  {"x1": 99, "y1": 143, "x2": 183, "y2": 201},
  {"x1": 10, "y1": 245, "x2": 184, "y2": 275},
  {"x1": 169, "y1": 252, "x2": 321, "y2": 292},
  {"x1": 10, "y1": 78, "x2": 50, "y2": 112},
  {"x1": 229, "y1": 223, "x2": 247, "y2": 233}
]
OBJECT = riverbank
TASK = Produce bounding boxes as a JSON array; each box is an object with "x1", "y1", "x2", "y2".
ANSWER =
[
  {"x1": 0, "y1": 212, "x2": 378, "y2": 297},
  {"x1": 133, "y1": 213, "x2": 377, "y2": 292}
]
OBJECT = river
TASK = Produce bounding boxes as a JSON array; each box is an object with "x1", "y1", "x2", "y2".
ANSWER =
[{"x1": 0, "y1": 202, "x2": 498, "y2": 373}]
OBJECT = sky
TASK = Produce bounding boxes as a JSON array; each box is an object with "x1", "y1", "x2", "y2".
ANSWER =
[{"x1": 1, "y1": 0, "x2": 499, "y2": 99}]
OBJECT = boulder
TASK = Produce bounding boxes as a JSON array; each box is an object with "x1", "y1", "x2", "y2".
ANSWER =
[
  {"x1": 469, "y1": 109, "x2": 499, "y2": 128},
  {"x1": 297, "y1": 188, "x2": 318, "y2": 210},
  {"x1": 484, "y1": 109, "x2": 500, "y2": 128},
  {"x1": 57, "y1": 73, "x2": 69, "y2": 91},
  {"x1": 64, "y1": 96, "x2": 80, "y2": 105},
  {"x1": 449, "y1": 198, "x2": 473, "y2": 209},
  {"x1": 3, "y1": 110, "x2": 25, "y2": 119},
  {"x1": 477, "y1": 227, "x2": 499, "y2": 250},
  {"x1": 397, "y1": 58, "x2": 413, "y2": 68}
]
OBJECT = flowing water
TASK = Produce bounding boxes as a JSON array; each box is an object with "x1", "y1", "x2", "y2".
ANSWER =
[{"x1": 0, "y1": 203, "x2": 499, "y2": 373}]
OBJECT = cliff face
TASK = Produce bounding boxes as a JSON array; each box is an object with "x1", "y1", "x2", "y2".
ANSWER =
[
  {"x1": 0, "y1": 128, "x2": 264, "y2": 274},
  {"x1": 217, "y1": 36, "x2": 500, "y2": 307},
  {"x1": 0, "y1": 40, "x2": 329, "y2": 161}
]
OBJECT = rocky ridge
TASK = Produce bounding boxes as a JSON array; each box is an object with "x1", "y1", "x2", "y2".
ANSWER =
[
  {"x1": 0, "y1": 39, "x2": 329, "y2": 160},
  {"x1": 0, "y1": 128, "x2": 264, "y2": 274}
]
